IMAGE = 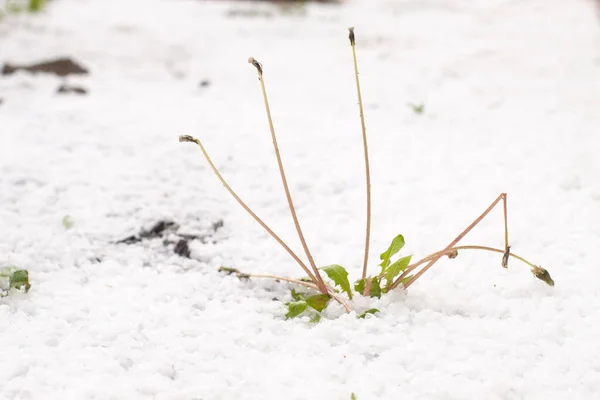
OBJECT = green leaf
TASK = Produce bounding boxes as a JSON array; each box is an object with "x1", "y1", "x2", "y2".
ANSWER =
[
  {"x1": 305, "y1": 294, "x2": 330, "y2": 312},
  {"x1": 358, "y1": 308, "x2": 380, "y2": 319},
  {"x1": 354, "y1": 278, "x2": 366, "y2": 295},
  {"x1": 218, "y1": 266, "x2": 240, "y2": 275},
  {"x1": 384, "y1": 255, "x2": 412, "y2": 288},
  {"x1": 320, "y1": 264, "x2": 352, "y2": 299},
  {"x1": 309, "y1": 313, "x2": 321, "y2": 324},
  {"x1": 10, "y1": 270, "x2": 30, "y2": 292},
  {"x1": 351, "y1": 393, "x2": 357, "y2": 400},
  {"x1": 401, "y1": 275, "x2": 414, "y2": 287},
  {"x1": 29, "y1": 0, "x2": 45, "y2": 13},
  {"x1": 379, "y1": 234, "x2": 405, "y2": 270},
  {"x1": 285, "y1": 301, "x2": 307, "y2": 319},
  {"x1": 354, "y1": 277, "x2": 381, "y2": 298},
  {"x1": 62, "y1": 215, "x2": 74, "y2": 229},
  {"x1": 0, "y1": 266, "x2": 31, "y2": 293},
  {"x1": 291, "y1": 289, "x2": 306, "y2": 301},
  {"x1": 408, "y1": 103, "x2": 425, "y2": 114},
  {"x1": 369, "y1": 277, "x2": 381, "y2": 298}
]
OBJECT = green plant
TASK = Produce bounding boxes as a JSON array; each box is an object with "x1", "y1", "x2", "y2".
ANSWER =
[
  {"x1": 408, "y1": 102, "x2": 424, "y2": 114},
  {"x1": 0, "y1": 265, "x2": 31, "y2": 296},
  {"x1": 28, "y1": 0, "x2": 43, "y2": 12},
  {"x1": 1, "y1": 0, "x2": 45, "y2": 15},
  {"x1": 181, "y1": 28, "x2": 553, "y2": 319},
  {"x1": 62, "y1": 215, "x2": 75, "y2": 229}
]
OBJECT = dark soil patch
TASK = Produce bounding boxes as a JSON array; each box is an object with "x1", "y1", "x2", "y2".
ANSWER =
[
  {"x1": 57, "y1": 84, "x2": 88, "y2": 95},
  {"x1": 212, "y1": 219, "x2": 224, "y2": 232},
  {"x1": 173, "y1": 239, "x2": 191, "y2": 258},
  {"x1": 116, "y1": 220, "x2": 178, "y2": 244},
  {"x1": 116, "y1": 219, "x2": 224, "y2": 258},
  {"x1": 2, "y1": 57, "x2": 89, "y2": 77}
]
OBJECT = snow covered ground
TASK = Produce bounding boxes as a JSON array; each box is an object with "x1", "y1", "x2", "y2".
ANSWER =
[{"x1": 1, "y1": 0, "x2": 600, "y2": 398}]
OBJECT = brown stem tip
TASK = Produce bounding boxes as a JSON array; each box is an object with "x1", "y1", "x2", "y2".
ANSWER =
[
  {"x1": 248, "y1": 57, "x2": 263, "y2": 75},
  {"x1": 502, "y1": 245, "x2": 511, "y2": 268},
  {"x1": 179, "y1": 135, "x2": 196, "y2": 143},
  {"x1": 531, "y1": 266, "x2": 554, "y2": 286},
  {"x1": 348, "y1": 27, "x2": 355, "y2": 46}
]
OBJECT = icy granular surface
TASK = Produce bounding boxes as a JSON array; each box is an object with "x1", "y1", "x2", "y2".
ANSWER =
[{"x1": 1, "y1": 0, "x2": 600, "y2": 398}]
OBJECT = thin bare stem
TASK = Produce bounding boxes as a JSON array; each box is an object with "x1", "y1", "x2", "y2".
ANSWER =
[
  {"x1": 391, "y1": 193, "x2": 508, "y2": 290},
  {"x1": 348, "y1": 27, "x2": 372, "y2": 280},
  {"x1": 248, "y1": 274, "x2": 321, "y2": 290},
  {"x1": 452, "y1": 245, "x2": 536, "y2": 268},
  {"x1": 246, "y1": 273, "x2": 353, "y2": 312},
  {"x1": 248, "y1": 57, "x2": 328, "y2": 295},
  {"x1": 179, "y1": 135, "x2": 321, "y2": 287}
]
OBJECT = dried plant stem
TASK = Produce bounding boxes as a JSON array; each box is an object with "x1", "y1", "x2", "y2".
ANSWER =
[
  {"x1": 248, "y1": 274, "x2": 321, "y2": 290},
  {"x1": 348, "y1": 27, "x2": 372, "y2": 281},
  {"x1": 391, "y1": 193, "x2": 509, "y2": 290},
  {"x1": 248, "y1": 57, "x2": 328, "y2": 295},
  {"x1": 247, "y1": 274, "x2": 352, "y2": 312},
  {"x1": 503, "y1": 193, "x2": 509, "y2": 250},
  {"x1": 179, "y1": 135, "x2": 322, "y2": 287},
  {"x1": 395, "y1": 245, "x2": 538, "y2": 284}
]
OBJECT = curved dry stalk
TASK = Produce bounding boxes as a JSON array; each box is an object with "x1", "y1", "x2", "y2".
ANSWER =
[
  {"x1": 394, "y1": 244, "x2": 552, "y2": 287},
  {"x1": 248, "y1": 57, "x2": 328, "y2": 295},
  {"x1": 391, "y1": 193, "x2": 508, "y2": 290},
  {"x1": 348, "y1": 27, "x2": 372, "y2": 280},
  {"x1": 247, "y1": 273, "x2": 321, "y2": 290},
  {"x1": 179, "y1": 135, "x2": 322, "y2": 290},
  {"x1": 246, "y1": 273, "x2": 353, "y2": 312},
  {"x1": 396, "y1": 244, "x2": 539, "y2": 284}
]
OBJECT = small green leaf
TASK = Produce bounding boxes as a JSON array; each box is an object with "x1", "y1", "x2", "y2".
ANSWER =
[
  {"x1": 0, "y1": 266, "x2": 31, "y2": 293},
  {"x1": 358, "y1": 308, "x2": 380, "y2": 319},
  {"x1": 379, "y1": 234, "x2": 405, "y2": 270},
  {"x1": 62, "y1": 215, "x2": 74, "y2": 229},
  {"x1": 408, "y1": 103, "x2": 425, "y2": 114},
  {"x1": 285, "y1": 301, "x2": 307, "y2": 319},
  {"x1": 305, "y1": 294, "x2": 330, "y2": 312},
  {"x1": 320, "y1": 264, "x2": 352, "y2": 299},
  {"x1": 369, "y1": 277, "x2": 381, "y2": 298},
  {"x1": 10, "y1": 270, "x2": 30, "y2": 292},
  {"x1": 354, "y1": 278, "x2": 366, "y2": 295},
  {"x1": 218, "y1": 266, "x2": 240, "y2": 275},
  {"x1": 351, "y1": 393, "x2": 357, "y2": 400},
  {"x1": 401, "y1": 275, "x2": 414, "y2": 287},
  {"x1": 29, "y1": 0, "x2": 45, "y2": 12},
  {"x1": 385, "y1": 255, "x2": 412, "y2": 288},
  {"x1": 309, "y1": 313, "x2": 321, "y2": 324},
  {"x1": 291, "y1": 289, "x2": 306, "y2": 301},
  {"x1": 354, "y1": 277, "x2": 381, "y2": 298}
]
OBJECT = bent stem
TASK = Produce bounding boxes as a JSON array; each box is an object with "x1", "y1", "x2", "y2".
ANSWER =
[
  {"x1": 397, "y1": 245, "x2": 552, "y2": 287},
  {"x1": 244, "y1": 273, "x2": 352, "y2": 312},
  {"x1": 399, "y1": 245, "x2": 539, "y2": 280},
  {"x1": 248, "y1": 57, "x2": 328, "y2": 295},
  {"x1": 391, "y1": 193, "x2": 508, "y2": 290},
  {"x1": 348, "y1": 27, "x2": 372, "y2": 281},
  {"x1": 179, "y1": 135, "x2": 323, "y2": 290}
]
